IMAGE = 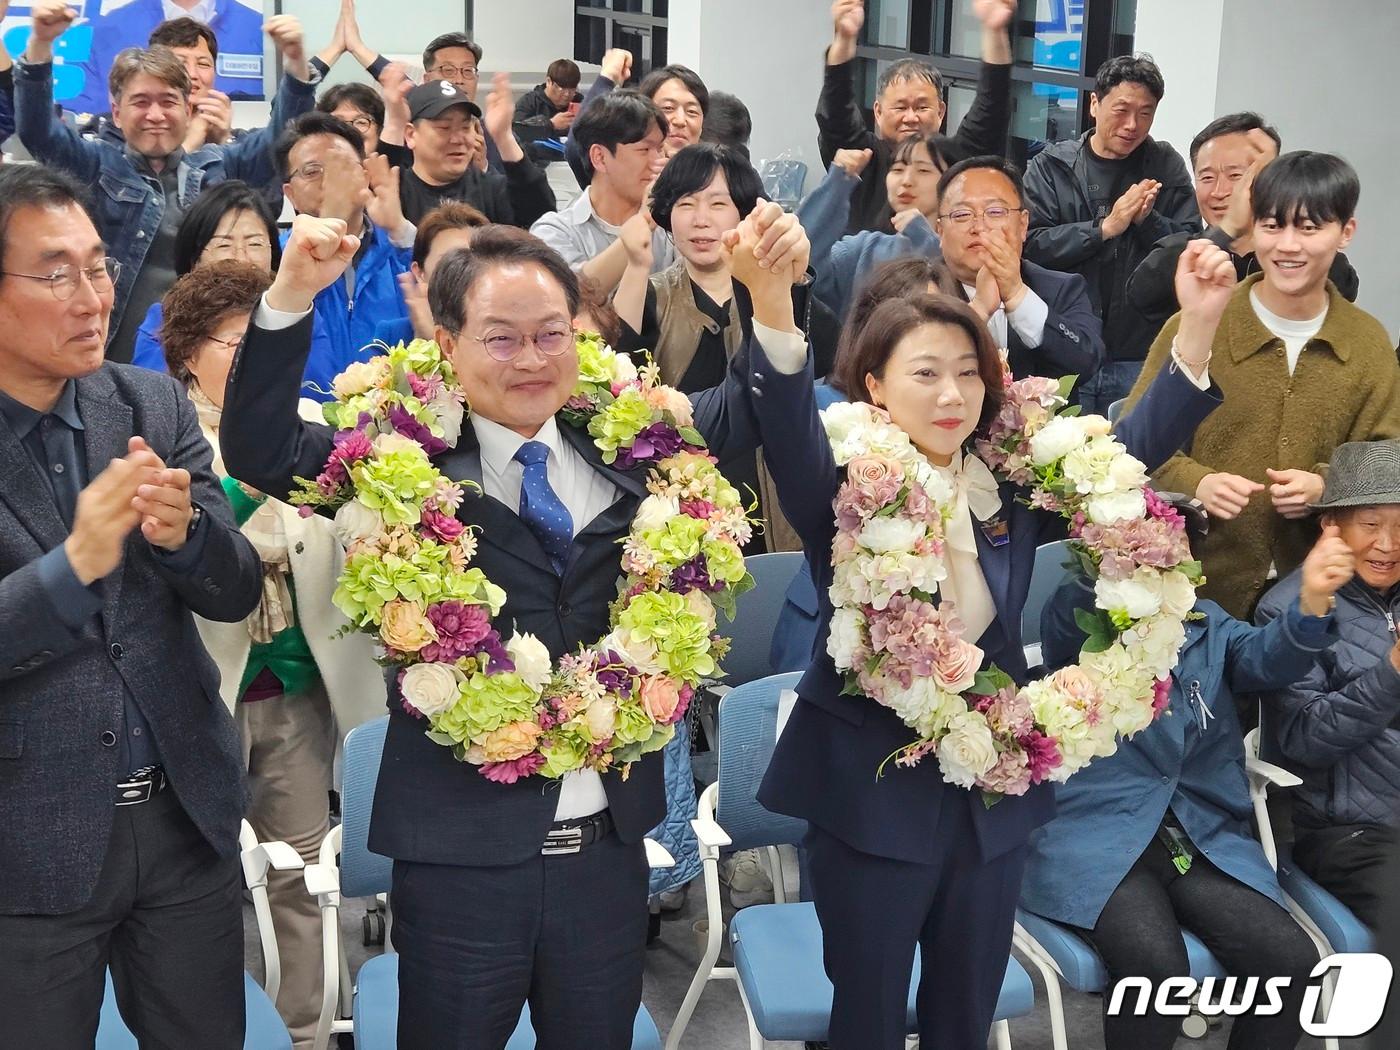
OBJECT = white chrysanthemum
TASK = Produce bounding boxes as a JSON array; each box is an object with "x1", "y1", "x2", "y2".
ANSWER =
[{"x1": 633, "y1": 493, "x2": 681, "y2": 534}]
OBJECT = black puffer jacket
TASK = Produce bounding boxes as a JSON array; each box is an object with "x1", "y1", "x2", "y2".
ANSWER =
[
  {"x1": 1023, "y1": 132, "x2": 1200, "y2": 362},
  {"x1": 1256, "y1": 567, "x2": 1400, "y2": 829}
]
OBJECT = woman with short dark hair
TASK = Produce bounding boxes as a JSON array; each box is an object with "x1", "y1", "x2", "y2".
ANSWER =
[{"x1": 131, "y1": 181, "x2": 279, "y2": 372}]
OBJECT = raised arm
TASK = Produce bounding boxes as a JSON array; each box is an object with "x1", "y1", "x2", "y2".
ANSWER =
[
  {"x1": 798, "y1": 150, "x2": 868, "y2": 279},
  {"x1": 947, "y1": 0, "x2": 1015, "y2": 158},
  {"x1": 14, "y1": 3, "x2": 103, "y2": 181},
  {"x1": 222, "y1": 216, "x2": 359, "y2": 499},
  {"x1": 816, "y1": 0, "x2": 876, "y2": 165},
  {"x1": 1112, "y1": 240, "x2": 1235, "y2": 473},
  {"x1": 222, "y1": 20, "x2": 318, "y2": 187}
]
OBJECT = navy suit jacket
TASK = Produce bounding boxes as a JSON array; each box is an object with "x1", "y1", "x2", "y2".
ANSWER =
[
  {"x1": 751, "y1": 346, "x2": 1223, "y2": 866},
  {"x1": 221, "y1": 312, "x2": 761, "y2": 867},
  {"x1": 1007, "y1": 261, "x2": 1104, "y2": 386},
  {"x1": 0, "y1": 365, "x2": 260, "y2": 913}
]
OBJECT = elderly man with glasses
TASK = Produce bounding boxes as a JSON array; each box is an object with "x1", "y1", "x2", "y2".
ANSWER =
[
  {"x1": 934, "y1": 154, "x2": 1104, "y2": 385},
  {"x1": 0, "y1": 162, "x2": 260, "y2": 1049}
]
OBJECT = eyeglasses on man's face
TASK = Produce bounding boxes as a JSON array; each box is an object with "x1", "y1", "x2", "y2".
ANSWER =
[
  {"x1": 431, "y1": 64, "x2": 479, "y2": 81},
  {"x1": 472, "y1": 322, "x2": 575, "y2": 362},
  {"x1": 289, "y1": 162, "x2": 326, "y2": 183},
  {"x1": 0, "y1": 257, "x2": 122, "y2": 301},
  {"x1": 937, "y1": 206, "x2": 1026, "y2": 227}
]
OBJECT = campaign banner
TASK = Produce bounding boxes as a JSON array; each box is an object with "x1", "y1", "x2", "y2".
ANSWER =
[{"x1": 2, "y1": 0, "x2": 267, "y2": 117}]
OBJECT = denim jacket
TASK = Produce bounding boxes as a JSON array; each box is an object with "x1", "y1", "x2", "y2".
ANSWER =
[{"x1": 15, "y1": 58, "x2": 316, "y2": 344}]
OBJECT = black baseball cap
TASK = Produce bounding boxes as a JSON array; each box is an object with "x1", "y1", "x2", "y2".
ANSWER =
[{"x1": 408, "y1": 80, "x2": 483, "y2": 122}]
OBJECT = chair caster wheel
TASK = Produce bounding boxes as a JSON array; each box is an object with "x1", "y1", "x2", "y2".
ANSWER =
[
  {"x1": 1181, "y1": 1013, "x2": 1209, "y2": 1039},
  {"x1": 363, "y1": 911, "x2": 386, "y2": 946}
]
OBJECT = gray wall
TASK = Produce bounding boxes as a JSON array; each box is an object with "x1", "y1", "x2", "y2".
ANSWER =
[{"x1": 1213, "y1": 0, "x2": 1400, "y2": 337}]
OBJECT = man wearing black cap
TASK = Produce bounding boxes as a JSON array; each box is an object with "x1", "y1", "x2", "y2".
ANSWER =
[
  {"x1": 399, "y1": 75, "x2": 555, "y2": 228},
  {"x1": 1256, "y1": 439, "x2": 1400, "y2": 930}
]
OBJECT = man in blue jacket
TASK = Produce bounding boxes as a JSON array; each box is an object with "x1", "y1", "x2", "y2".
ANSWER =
[
  {"x1": 68, "y1": 0, "x2": 267, "y2": 117},
  {"x1": 14, "y1": 2, "x2": 316, "y2": 361},
  {"x1": 275, "y1": 111, "x2": 413, "y2": 396}
]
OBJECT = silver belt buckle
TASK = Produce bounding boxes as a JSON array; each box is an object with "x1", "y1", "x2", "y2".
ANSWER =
[
  {"x1": 116, "y1": 778, "x2": 154, "y2": 806},
  {"x1": 541, "y1": 827, "x2": 585, "y2": 856}
]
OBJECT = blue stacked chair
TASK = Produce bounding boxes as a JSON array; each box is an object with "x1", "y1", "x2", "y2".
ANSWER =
[
  {"x1": 666, "y1": 673, "x2": 1036, "y2": 1049},
  {"x1": 306, "y1": 717, "x2": 663, "y2": 1050}
]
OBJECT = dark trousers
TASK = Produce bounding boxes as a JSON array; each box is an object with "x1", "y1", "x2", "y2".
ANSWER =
[
  {"x1": 1084, "y1": 835, "x2": 1317, "y2": 1050},
  {"x1": 1294, "y1": 822, "x2": 1395, "y2": 929},
  {"x1": 804, "y1": 793, "x2": 1028, "y2": 1050},
  {"x1": 391, "y1": 830, "x2": 649, "y2": 1050},
  {"x1": 1077, "y1": 359, "x2": 1144, "y2": 416},
  {"x1": 0, "y1": 787, "x2": 245, "y2": 1050}
]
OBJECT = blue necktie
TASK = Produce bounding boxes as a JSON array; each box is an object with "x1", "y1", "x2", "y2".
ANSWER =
[{"x1": 514, "y1": 441, "x2": 574, "y2": 575}]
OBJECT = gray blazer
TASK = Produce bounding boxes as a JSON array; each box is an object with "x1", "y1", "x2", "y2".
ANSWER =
[{"x1": 0, "y1": 364, "x2": 261, "y2": 914}]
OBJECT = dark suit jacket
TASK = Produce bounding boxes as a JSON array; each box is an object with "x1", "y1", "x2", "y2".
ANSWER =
[
  {"x1": 0, "y1": 365, "x2": 260, "y2": 914},
  {"x1": 1005, "y1": 261, "x2": 1104, "y2": 385},
  {"x1": 749, "y1": 344, "x2": 1223, "y2": 867},
  {"x1": 221, "y1": 313, "x2": 761, "y2": 867}
]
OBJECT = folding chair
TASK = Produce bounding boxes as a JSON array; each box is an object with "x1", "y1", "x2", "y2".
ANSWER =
[
  {"x1": 1020, "y1": 540, "x2": 1073, "y2": 671},
  {"x1": 304, "y1": 716, "x2": 669, "y2": 1050},
  {"x1": 667, "y1": 673, "x2": 1036, "y2": 1050},
  {"x1": 96, "y1": 819, "x2": 301, "y2": 1050}
]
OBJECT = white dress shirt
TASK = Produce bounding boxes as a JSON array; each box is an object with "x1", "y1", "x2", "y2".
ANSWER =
[
  {"x1": 469, "y1": 414, "x2": 617, "y2": 820},
  {"x1": 165, "y1": 0, "x2": 217, "y2": 24}
]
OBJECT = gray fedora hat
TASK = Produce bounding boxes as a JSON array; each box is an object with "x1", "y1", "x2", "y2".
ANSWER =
[{"x1": 1311, "y1": 440, "x2": 1400, "y2": 510}]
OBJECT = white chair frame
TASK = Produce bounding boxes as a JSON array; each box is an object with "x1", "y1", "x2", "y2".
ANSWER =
[
  {"x1": 667, "y1": 782, "x2": 1015, "y2": 1050},
  {"x1": 238, "y1": 818, "x2": 307, "y2": 1004}
]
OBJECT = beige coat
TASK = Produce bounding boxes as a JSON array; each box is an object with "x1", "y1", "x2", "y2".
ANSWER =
[
  {"x1": 1125, "y1": 275, "x2": 1400, "y2": 617},
  {"x1": 194, "y1": 401, "x2": 385, "y2": 739}
]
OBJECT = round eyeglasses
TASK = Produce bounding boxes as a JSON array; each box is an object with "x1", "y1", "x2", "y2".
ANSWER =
[
  {"x1": 473, "y1": 323, "x2": 575, "y2": 362},
  {"x1": 0, "y1": 257, "x2": 122, "y2": 301}
]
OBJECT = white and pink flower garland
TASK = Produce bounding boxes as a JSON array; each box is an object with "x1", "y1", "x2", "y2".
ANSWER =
[
  {"x1": 289, "y1": 334, "x2": 756, "y2": 783},
  {"x1": 823, "y1": 374, "x2": 1202, "y2": 799}
]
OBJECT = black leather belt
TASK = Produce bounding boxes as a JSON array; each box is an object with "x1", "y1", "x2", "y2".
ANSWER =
[
  {"x1": 541, "y1": 810, "x2": 613, "y2": 856},
  {"x1": 116, "y1": 766, "x2": 167, "y2": 806}
]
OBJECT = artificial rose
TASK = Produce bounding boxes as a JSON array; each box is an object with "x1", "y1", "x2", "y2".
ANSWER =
[
  {"x1": 932, "y1": 637, "x2": 983, "y2": 693},
  {"x1": 506, "y1": 633, "x2": 552, "y2": 691},
  {"x1": 634, "y1": 493, "x2": 681, "y2": 534},
  {"x1": 332, "y1": 358, "x2": 390, "y2": 399},
  {"x1": 935, "y1": 711, "x2": 998, "y2": 789},
  {"x1": 639, "y1": 675, "x2": 683, "y2": 723},
  {"x1": 846, "y1": 453, "x2": 905, "y2": 507},
  {"x1": 332, "y1": 498, "x2": 383, "y2": 547},
  {"x1": 1080, "y1": 414, "x2": 1112, "y2": 438},
  {"x1": 401, "y1": 661, "x2": 462, "y2": 717},
  {"x1": 481, "y1": 719, "x2": 543, "y2": 762},
  {"x1": 1027, "y1": 415, "x2": 1090, "y2": 466},
  {"x1": 371, "y1": 431, "x2": 424, "y2": 458},
  {"x1": 584, "y1": 697, "x2": 619, "y2": 741},
  {"x1": 1158, "y1": 569, "x2": 1198, "y2": 619},
  {"x1": 380, "y1": 599, "x2": 438, "y2": 652}
]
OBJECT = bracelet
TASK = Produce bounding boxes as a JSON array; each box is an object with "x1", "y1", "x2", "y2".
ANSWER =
[{"x1": 1169, "y1": 336, "x2": 1211, "y2": 369}]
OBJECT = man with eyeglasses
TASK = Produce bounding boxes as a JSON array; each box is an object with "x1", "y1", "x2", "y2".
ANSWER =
[
  {"x1": 221, "y1": 206, "x2": 812, "y2": 1049},
  {"x1": 275, "y1": 111, "x2": 414, "y2": 394},
  {"x1": 934, "y1": 155, "x2": 1103, "y2": 385},
  {"x1": 13, "y1": 2, "x2": 317, "y2": 363},
  {"x1": 0, "y1": 161, "x2": 261, "y2": 1049}
]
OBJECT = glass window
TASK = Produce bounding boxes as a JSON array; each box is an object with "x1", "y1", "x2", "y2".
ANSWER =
[
  {"x1": 946, "y1": 2, "x2": 985, "y2": 59},
  {"x1": 867, "y1": 0, "x2": 912, "y2": 49},
  {"x1": 1010, "y1": 76, "x2": 1083, "y2": 159}
]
